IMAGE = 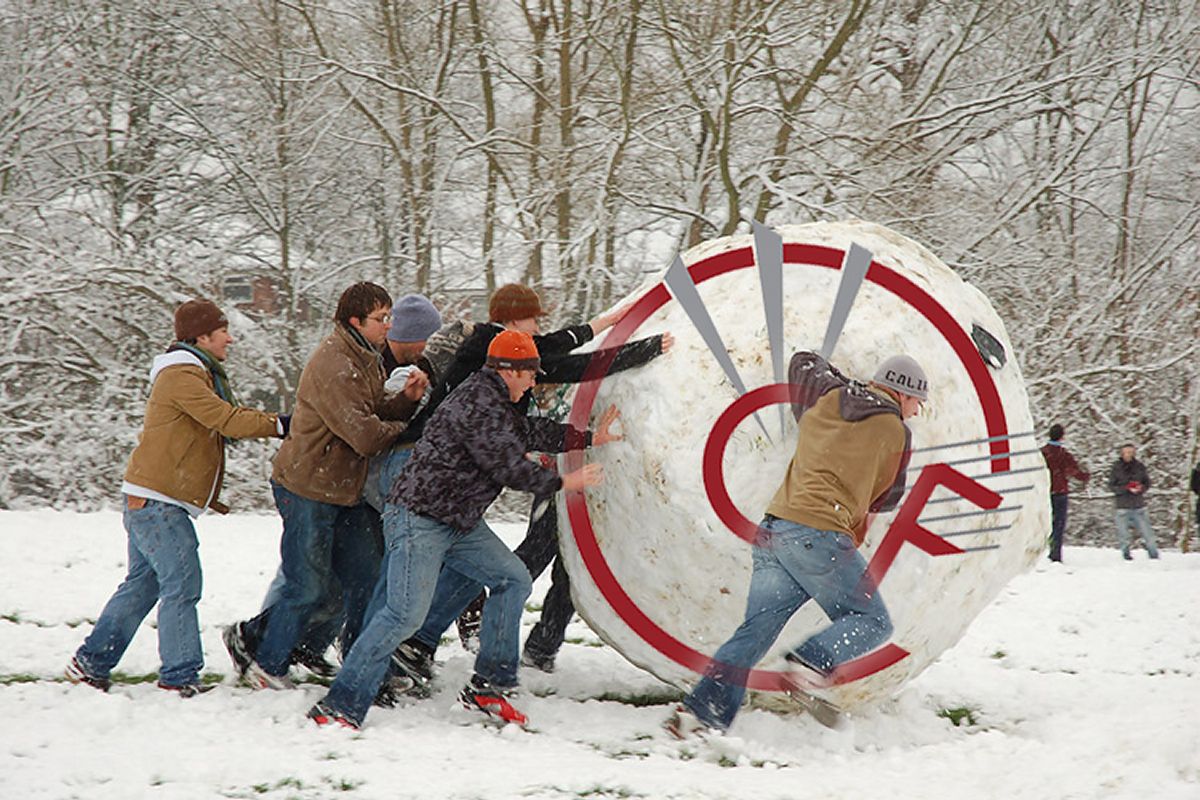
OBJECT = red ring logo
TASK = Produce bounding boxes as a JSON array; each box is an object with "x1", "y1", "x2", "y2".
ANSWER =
[{"x1": 562, "y1": 243, "x2": 1010, "y2": 692}]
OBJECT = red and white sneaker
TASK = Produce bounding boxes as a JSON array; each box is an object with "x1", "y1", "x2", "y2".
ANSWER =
[
  {"x1": 65, "y1": 656, "x2": 111, "y2": 692},
  {"x1": 458, "y1": 676, "x2": 527, "y2": 726},
  {"x1": 243, "y1": 660, "x2": 295, "y2": 691},
  {"x1": 307, "y1": 701, "x2": 360, "y2": 730}
]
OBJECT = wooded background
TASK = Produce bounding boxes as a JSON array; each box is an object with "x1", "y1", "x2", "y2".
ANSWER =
[{"x1": 1, "y1": 1, "x2": 1196, "y2": 547}]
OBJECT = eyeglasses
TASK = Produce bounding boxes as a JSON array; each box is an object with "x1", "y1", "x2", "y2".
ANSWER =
[{"x1": 366, "y1": 312, "x2": 392, "y2": 325}]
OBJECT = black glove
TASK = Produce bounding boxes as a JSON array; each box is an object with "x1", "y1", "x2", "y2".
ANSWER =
[{"x1": 278, "y1": 413, "x2": 292, "y2": 438}]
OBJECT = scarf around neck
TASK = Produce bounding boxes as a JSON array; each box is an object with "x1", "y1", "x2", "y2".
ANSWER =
[{"x1": 168, "y1": 342, "x2": 238, "y2": 407}]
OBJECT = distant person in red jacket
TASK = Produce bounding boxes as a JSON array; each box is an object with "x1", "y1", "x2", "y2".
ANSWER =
[{"x1": 1041, "y1": 424, "x2": 1090, "y2": 563}]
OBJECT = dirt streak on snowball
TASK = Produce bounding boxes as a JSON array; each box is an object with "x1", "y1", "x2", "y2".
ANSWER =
[{"x1": 557, "y1": 219, "x2": 1048, "y2": 713}]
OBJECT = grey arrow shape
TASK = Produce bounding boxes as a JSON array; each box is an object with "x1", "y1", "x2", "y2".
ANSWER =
[
  {"x1": 663, "y1": 253, "x2": 771, "y2": 441},
  {"x1": 819, "y1": 242, "x2": 873, "y2": 361},
  {"x1": 910, "y1": 430, "x2": 1036, "y2": 454},
  {"x1": 752, "y1": 222, "x2": 786, "y2": 435}
]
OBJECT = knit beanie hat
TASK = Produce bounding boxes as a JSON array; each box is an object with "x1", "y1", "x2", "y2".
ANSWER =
[
  {"x1": 174, "y1": 299, "x2": 228, "y2": 341},
  {"x1": 488, "y1": 284, "x2": 544, "y2": 322},
  {"x1": 387, "y1": 294, "x2": 443, "y2": 343},
  {"x1": 873, "y1": 354, "x2": 929, "y2": 401},
  {"x1": 486, "y1": 330, "x2": 542, "y2": 372}
]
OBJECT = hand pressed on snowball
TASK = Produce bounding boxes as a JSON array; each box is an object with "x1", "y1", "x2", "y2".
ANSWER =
[
  {"x1": 561, "y1": 462, "x2": 604, "y2": 492},
  {"x1": 588, "y1": 303, "x2": 634, "y2": 335},
  {"x1": 592, "y1": 405, "x2": 622, "y2": 446}
]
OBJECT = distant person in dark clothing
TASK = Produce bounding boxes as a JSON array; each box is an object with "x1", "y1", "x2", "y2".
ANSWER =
[
  {"x1": 1108, "y1": 443, "x2": 1158, "y2": 560},
  {"x1": 1040, "y1": 423, "x2": 1089, "y2": 563},
  {"x1": 1191, "y1": 461, "x2": 1200, "y2": 545}
]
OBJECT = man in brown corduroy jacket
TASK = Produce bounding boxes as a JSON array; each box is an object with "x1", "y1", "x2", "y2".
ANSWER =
[
  {"x1": 226, "y1": 282, "x2": 427, "y2": 690},
  {"x1": 68, "y1": 299, "x2": 284, "y2": 697},
  {"x1": 670, "y1": 350, "x2": 925, "y2": 737}
]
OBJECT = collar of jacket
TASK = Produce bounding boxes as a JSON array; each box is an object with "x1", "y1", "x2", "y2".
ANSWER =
[
  {"x1": 334, "y1": 323, "x2": 385, "y2": 371},
  {"x1": 836, "y1": 382, "x2": 902, "y2": 423},
  {"x1": 478, "y1": 366, "x2": 524, "y2": 407}
]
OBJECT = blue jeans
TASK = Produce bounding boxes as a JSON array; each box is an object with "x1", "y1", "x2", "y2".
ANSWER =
[
  {"x1": 683, "y1": 516, "x2": 892, "y2": 731},
  {"x1": 1115, "y1": 507, "x2": 1158, "y2": 558},
  {"x1": 363, "y1": 446, "x2": 414, "y2": 513},
  {"x1": 254, "y1": 482, "x2": 382, "y2": 675},
  {"x1": 75, "y1": 500, "x2": 203, "y2": 686},
  {"x1": 322, "y1": 505, "x2": 531, "y2": 726},
  {"x1": 257, "y1": 564, "x2": 344, "y2": 660},
  {"x1": 406, "y1": 493, "x2": 569, "y2": 658}
]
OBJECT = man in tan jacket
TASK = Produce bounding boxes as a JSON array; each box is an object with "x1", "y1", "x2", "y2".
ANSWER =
[
  {"x1": 227, "y1": 281, "x2": 427, "y2": 689},
  {"x1": 668, "y1": 351, "x2": 925, "y2": 737},
  {"x1": 67, "y1": 299, "x2": 284, "y2": 697}
]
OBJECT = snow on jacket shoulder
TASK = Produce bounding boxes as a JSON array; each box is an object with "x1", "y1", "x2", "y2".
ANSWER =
[
  {"x1": 390, "y1": 368, "x2": 590, "y2": 531},
  {"x1": 124, "y1": 351, "x2": 279, "y2": 513},
  {"x1": 273, "y1": 324, "x2": 416, "y2": 506}
]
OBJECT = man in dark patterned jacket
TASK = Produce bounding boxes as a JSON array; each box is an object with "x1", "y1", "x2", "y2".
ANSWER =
[
  {"x1": 393, "y1": 286, "x2": 672, "y2": 679},
  {"x1": 308, "y1": 330, "x2": 621, "y2": 729}
]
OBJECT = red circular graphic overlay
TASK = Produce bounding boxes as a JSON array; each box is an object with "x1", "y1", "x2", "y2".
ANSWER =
[{"x1": 562, "y1": 244, "x2": 1011, "y2": 692}]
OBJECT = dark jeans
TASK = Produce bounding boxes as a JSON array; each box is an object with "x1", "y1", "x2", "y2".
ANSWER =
[
  {"x1": 1049, "y1": 493, "x2": 1069, "y2": 562},
  {"x1": 250, "y1": 482, "x2": 383, "y2": 675},
  {"x1": 324, "y1": 505, "x2": 532, "y2": 726},
  {"x1": 413, "y1": 495, "x2": 575, "y2": 659}
]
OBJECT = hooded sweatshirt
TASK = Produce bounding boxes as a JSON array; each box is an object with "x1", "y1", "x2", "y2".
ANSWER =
[
  {"x1": 765, "y1": 352, "x2": 912, "y2": 544},
  {"x1": 123, "y1": 350, "x2": 280, "y2": 516}
]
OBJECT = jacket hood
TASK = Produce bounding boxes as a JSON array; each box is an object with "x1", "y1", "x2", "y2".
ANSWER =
[
  {"x1": 149, "y1": 350, "x2": 204, "y2": 384},
  {"x1": 837, "y1": 382, "x2": 902, "y2": 422}
]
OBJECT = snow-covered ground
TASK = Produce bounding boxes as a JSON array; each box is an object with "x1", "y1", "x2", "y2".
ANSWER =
[{"x1": 0, "y1": 509, "x2": 1197, "y2": 800}]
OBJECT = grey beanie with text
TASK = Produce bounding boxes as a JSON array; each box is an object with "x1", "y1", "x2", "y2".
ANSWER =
[{"x1": 873, "y1": 354, "x2": 929, "y2": 401}]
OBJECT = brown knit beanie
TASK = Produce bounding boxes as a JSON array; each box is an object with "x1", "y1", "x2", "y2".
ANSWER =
[
  {"x1": 488, "y1": 284, "x2": 544, "y2": 323},
  {"x1": 174, "y1": 299, "x2": 229, "y2": 341}
]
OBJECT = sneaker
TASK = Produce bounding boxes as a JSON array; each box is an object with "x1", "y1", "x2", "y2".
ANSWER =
[
  {"x1": 459, "y1": 675, "x2": 527, "y2": 726},
  {"x1": 243, "y1": 660, "x2": 295, "y2": 691},
  {"x1": 783, "y1": 686, "x2": 845, "y2": 730},
  {"x1": 222, "y1": 622, "x2": 253, "y2": 678},
  {"x1": 307, "y1": 701, "x2": 359, "y2": 730},
  {"x1": 521, "y1": 648, "x2": 556, "y2": 674},
  {"x1": 291, "y1": 647, "x2": 339, "y2": 679},
  {"x1": 65, "y1": 656, "x2": 111, "y2": 692},
  {"x1": 373, "y1": 675, "x2": 416, "y2": 708},
  {"x1": 457, "y1": 597, "x2": 484, "y2": 652},
  {"x1": 783, "y1": 653, "x2": 833, "y2": 690},
  {"x1": 663, "y1": 704, "x2": 716, "y2": 740},
  {"x1": 158, "y1": 681, "x2": 216, "y2": 699},
  {"x1": 391, "y1": 640, "x2": 435, "y2": 687},
  {"x1": 1122, "y1": 550, "x2": 1133, "y2": 561}
]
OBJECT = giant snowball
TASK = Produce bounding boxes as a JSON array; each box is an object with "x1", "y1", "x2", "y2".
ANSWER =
[{"x1": 557, "y1": 220, "x2": 1048, "y2": 713}]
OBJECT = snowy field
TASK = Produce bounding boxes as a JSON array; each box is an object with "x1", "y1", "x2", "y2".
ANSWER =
[{"x1": 0, "y1": 509, "x2": 1197, "y2": 800}]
